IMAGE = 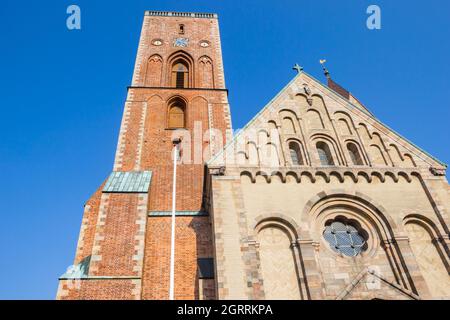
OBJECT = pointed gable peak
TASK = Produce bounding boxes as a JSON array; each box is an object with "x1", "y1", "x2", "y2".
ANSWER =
[{"x1": 208, "y1": 68, "x2": 446, "y2": 173}]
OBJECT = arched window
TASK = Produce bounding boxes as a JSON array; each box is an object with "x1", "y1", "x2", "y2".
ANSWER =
[
  {"x1": 289, "y1": 141, "x2": 303, "y2": 165},
  {"x1": 168, "y1": 99, "x2": 186, "y2": 128},
  {"x1": 316, "y1": 141, "x2": 334, "y2": 166},
  {"x1": 347, "y1": 143, "x2": 363, "y2": 166},
  {"x1": 171, "y1": 60, "x2": 189, "y2": 88}
]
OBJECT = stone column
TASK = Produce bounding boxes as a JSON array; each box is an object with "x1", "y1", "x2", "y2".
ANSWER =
[
  {"x1": 394, "y1": 237, "x2": 432, "y2": 299},
  {"x1": 297, "y1": 239, "x2": 324, "y2": 300}
]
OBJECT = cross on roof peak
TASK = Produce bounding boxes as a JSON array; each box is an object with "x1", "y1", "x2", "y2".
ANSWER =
[{"x1": 292, "y1": 63, "x2": 304, "y2": 73}]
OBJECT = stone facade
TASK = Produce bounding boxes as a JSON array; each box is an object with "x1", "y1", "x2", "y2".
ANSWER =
[
  {"x1": 207, "y1": 71, "x2": 450, "y2": 300},
  {"x1": 57, "y1": 10, "x2": 450, "y2": 300}
]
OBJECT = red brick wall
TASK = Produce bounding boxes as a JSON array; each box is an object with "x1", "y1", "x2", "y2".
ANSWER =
[
  {"x1": 58, "y1": 279, "x2": 139, "y2": 300},
  {"x1": 58, "y1": 12, "x2": 230, "y2": 300},
  {"x1": 145, "y1": 55, "x2": 163, "y2": 86},
  {"x1": 142, "y1": 216, "x2": 215, "y2": 300},
  {"x1": 74, "y1": 181, "x2": 105, "y2": 265},
  {"x1": 90, "y1": 194, "x2": 140, "y2": 276}
]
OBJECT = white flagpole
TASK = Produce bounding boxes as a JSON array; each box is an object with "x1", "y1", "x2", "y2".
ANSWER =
[{"x1": 169, "y1": 143, "x2": 178, "y2": 300}]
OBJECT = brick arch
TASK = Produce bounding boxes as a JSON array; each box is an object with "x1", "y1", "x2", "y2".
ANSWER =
[
  {"x1": 270, "y1": 171, "x2": 285, "y2": 183},
  {"x1": 167, "y1": 94, "x2": 188, "y2": 105},
  {"x1": 287, "y1": 138, "x2": 306, "y2": 166},
  {"x1": 300, "y1": 171, "x2": 316, "y2": 183},
  {"x1": 255, "y1": 170, "x2": 270, "y2": 183},
  {"x1": 315, "y1": 171, "x2": 330, "y2": 183},
  {"x1": 257, "y1": 129, "x2": 270, "y2": 145},
  {"x1": 166, "y1": 95, "x2": 188, "y2": 129},
  {"x1": 357, "y1": 123, "x2": 373, "y2": 140},
  {"x1": 188, "y1": 95, "x2": 208, "y2": 103},
  {"x1": 198, "y1": 55, "x2": 214, "y2": 88},
  {"x1": 369, "y1": 144, "x2": 388, "y2": 166},
  {"x1": 345, "y1": 140, "x2": 366, "y2": 166},
  {"x1": 329, "y1": 171, "x2": 345, "y2": 183},
  {"x1": 240, "y1": 170, "x2": 255, "y2": 183},
  {"x1": 403, "y1": 213, "x2": 446, "y2": 241},
  {"x1": 301, "y1": 190, "x2": 398, "y2": 241},
  {"x1": 384, "y1": 171, "x2": 398, "y2": 183},
  {"x1": 357, "y1": 171, "x2": 372, "y2": 183},
  {"x1": 389, "y1": 143, "x2": 405, "y2": 163},
  {"x1": 310, "y1": 94, "x2": 332, "y2": 122},
  {"x1": 286, "y1": 171, "x2": 300, "y2": 183},
  {"x1": 294, "y1": 93, "x2": 310, "y2": 110},
  {"x1": 334, "y1": 111, "x2": 356, "y2": 136},
  {"x1": 167, "y1": 50, "x2": 195, "y2": 87},
  {"x1": 310, "y1": 133, "x2": 342, "y2": 165},
  {"x1": 253, "y1": 214, "x2": 301, "y2": 242},
  {"x1": 144, "y1": 54, "x2": 163, "y2": 86},
  {"x1": 397, "y1": 171, "x2": 412, "y2": 183},
  {"x1": 334, "y1": 110, "x2": 355, "y2": 123},
  {"x1": 267, "y1": 119, "x2": 278, "y2": 131},
  {"x1": 343, "y1": 171, "x2": 358, "y2": 183},
  {"x1": 305, "y1": 109, "x2": 324, "y2": 130},
  {"x1": 279, "y1": 108, "x2": 300, "y2": 120},
  {"x1": 403, "y1": 153, "x2": 417, "y2": 168},
  {"x1": 370, "y1": 171, "x2": 385, "y2": 183}
]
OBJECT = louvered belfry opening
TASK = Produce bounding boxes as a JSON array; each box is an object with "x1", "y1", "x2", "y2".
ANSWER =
[{"x1": 172, "y1": 60, "x2": 189, "y2": 88}]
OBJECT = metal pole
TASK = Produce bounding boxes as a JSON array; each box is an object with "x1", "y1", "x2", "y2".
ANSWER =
[{"x1": 169, "y1": 144, "x2": 178, "y2": 300}]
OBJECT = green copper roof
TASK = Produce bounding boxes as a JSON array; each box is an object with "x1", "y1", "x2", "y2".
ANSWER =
[
  {"x1": 59, "y1": 256, "x2": 90, "y2": 279},
  {"x1": 149, "y1": 211, "x2": 208, "y2": 217},
  {"x1": 103, "y1": 171, "x2": 152, "y2": 193}
]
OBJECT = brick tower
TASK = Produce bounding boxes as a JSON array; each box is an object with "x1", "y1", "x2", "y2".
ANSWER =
[{"x1": 57, "y1": 10, "x2": 231, "y2": 300}]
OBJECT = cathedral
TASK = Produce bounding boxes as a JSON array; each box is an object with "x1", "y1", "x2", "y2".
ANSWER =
[{"x1": 57, "y1": 11, "x2": 450, "y2": 300}]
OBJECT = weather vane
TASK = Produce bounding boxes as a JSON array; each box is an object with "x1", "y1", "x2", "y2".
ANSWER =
[{"x1": 320, "y1": 59, "x2": 331, "y2": 79}]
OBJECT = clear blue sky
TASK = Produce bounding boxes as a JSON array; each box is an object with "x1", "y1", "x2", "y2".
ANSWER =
[{"x1": 0, "y1": 0, "x2": 449, "y2": 299}]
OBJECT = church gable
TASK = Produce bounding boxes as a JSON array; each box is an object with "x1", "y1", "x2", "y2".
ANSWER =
[{"x1": 209, "y1": 71, "x2": 446, "y2": 179}]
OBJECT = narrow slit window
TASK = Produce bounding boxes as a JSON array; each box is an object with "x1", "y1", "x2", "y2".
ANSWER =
[
  {"x1": 317, "y1": 142, "x2": 335, "y2": 166},
  {"x1": 347, "y1": 143, "x2": 364, "y2": 166},
  {"x1": 198, "y1": 258, "x2": 214, "y2": 279},
  {"x1": 289, "y1": 142, "x2": 303, "y2": 165},
  {"x1": 171, "y1": 61, "x2": 189, "y2": 88}
]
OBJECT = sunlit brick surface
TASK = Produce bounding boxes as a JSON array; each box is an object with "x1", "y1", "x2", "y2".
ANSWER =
[{"x1": 57, "y1": 11, "x2": 230, "y2": 300}]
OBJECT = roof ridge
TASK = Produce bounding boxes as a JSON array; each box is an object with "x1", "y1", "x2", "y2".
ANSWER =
[{"x1": 207, "y1": 70, "x2": 446, "y2": 168}]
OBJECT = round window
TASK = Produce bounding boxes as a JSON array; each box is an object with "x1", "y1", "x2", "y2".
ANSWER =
[
  {"x1": 151, "y1": 39, "x2": 163, "y2": 46},
  {"x1": 323, "y1": 220, "x2": 367, "y2": 257}
]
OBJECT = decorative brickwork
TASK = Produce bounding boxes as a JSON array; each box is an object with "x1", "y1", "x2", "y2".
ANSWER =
[{"x1": 57, "y1": 11, "x2": 229, "y2": 300}]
